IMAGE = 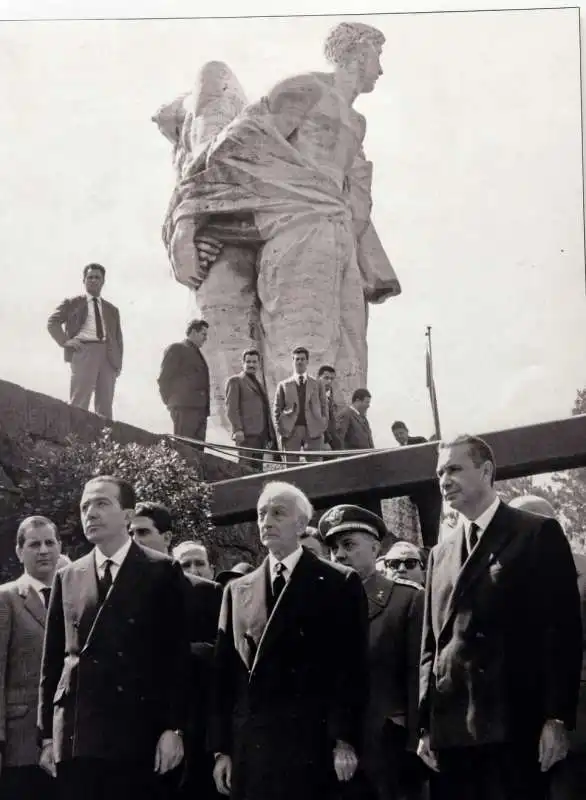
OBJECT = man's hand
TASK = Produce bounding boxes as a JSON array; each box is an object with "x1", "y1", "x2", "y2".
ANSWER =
[
  {"x1": 233, "y1": 430, "x2": 245, "y2": 446},
  {"x1": 154, "y1": 730, "x2": 184, "y2": 774},
  {"x1": 333, "y1": 739, "x2": 358, "y2": 782},
  {"x1": 64, "y1": 338, "x2": 82, "y2": 351},
  {"x1": 417, "y1": 733, "x2": 439, "y2": 772},
  {"x1": 539, "y1": 719, "x2": 569, "y2": 772},
  {"x1": 195, "y1": 235, "x2": 223, "y2": 268},
  {"x1": 39, "y1": 740, "x2": 57, "y2": 777},
  {"x1": 213, "y1": 753, "x2": 232, "y2": 796}
]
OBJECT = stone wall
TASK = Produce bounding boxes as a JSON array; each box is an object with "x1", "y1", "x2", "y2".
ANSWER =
[{"x1": 0, "y1": 379, "x2": 260, "y2": 579}]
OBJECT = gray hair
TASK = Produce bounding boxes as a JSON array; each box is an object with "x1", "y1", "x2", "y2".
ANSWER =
[
  {"x1": 324, "y1": 22, "x2": 385, "y2": 68},
  {"x1": 258, "y1": 481, "x2": 314, "y2": 524}
]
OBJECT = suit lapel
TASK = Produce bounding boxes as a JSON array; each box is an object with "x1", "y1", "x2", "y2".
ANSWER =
[
  {"x1": 439, "y1": 503, "x2": 512, "y2": 636},
  {"x1": 233, "y1": 561, "x2": 270, "y2": 671},
  {"x1": 251, "y1": 550, "x2": 313, "y2": 674},
  {"x1": 75, "y1": 552, "x2": 101, "y2": 648},
  {"x1": 243, "y1": 372, "x2": 262, "y2": 398},
  {"x1": 81, "y1": 542, "x2": 147, "y2": 651},
  {"x1": 17, "y1": 577, "x2": 46, "y2": 628}
]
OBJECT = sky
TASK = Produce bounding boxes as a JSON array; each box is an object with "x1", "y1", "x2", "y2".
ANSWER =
[{"x1": 0, "y1": 1, "x2": 584, "y2": 449}]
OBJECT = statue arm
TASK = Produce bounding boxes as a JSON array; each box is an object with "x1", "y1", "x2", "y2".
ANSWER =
[{"x1": 265, "y1": 75, "x2": 324, "y2": 140}]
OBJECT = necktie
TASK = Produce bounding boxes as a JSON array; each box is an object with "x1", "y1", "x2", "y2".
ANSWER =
[
  {"x1": 40, "y1": 587, "x2": 51, "y2": 608},
  {"x1": 299, "y1": 375, "x2": 305, "y2": 387},
  {"x1": 98, "y1": 559, "x2": 113, "y2": 602},
  {"x1": 93, "y1": 297, "x2": 104, "y2": 340},
  {"x1": 272, "y1": 562, "x2": 287, "y2": 604},
  {"x1": 466, "y1": 523, "x2": 479, "y2": 557}
]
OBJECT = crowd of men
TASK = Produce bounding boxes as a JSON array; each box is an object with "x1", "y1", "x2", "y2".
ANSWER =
[
  {"x1": 0, "y1": 433, "x2": 584, "y2": 800},
  {"x1": 46, "y1": 265, "x2": 428, "y2": 467}
]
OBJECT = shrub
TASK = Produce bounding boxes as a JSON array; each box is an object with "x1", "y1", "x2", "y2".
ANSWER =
[{"x1": 13, "y1": 429, "x2": 213, "y2": 560}]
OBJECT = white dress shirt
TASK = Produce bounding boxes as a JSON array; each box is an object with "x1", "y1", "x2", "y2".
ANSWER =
[
  {"x1": 463, "y1": 495, "x2": 501, "y2": 540},
  {"x1": 26, "y1": 574, "x2": 52, "y2": 604},
  {"x1": 268, "y1": 545, "x2": 304, "y2": 585},
  {"x1": 76, "y1": 294, "x2": 108, "y2": 341},
  {"x1": 94, "y1": 536, "x2": 133, "y2": 582}
]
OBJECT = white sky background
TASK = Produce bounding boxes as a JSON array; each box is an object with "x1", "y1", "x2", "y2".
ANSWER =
[{"x1": 0, "y1": 2, "x2": 584, "y2": 448}]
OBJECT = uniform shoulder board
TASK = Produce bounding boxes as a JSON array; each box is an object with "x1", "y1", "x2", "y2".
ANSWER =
[{"x1": 394, "y1": 577, "x2": 424, "y2": 591}]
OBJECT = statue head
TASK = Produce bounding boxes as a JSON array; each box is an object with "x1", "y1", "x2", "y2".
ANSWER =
[{"x1": 324, "y1": 22, "x2": 385, "y2": 93}]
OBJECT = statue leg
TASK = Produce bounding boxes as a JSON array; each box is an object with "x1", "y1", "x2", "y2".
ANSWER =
[
  {"x1": 193, "y1": 245, "x2": 260, "y2": 438},
  {"x1": 256, "y1": 218, "x2": 366, "y2": 404}
]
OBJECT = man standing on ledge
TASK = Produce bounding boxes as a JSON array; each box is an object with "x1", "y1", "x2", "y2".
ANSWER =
[
  {"x1": 210, "y1": 480, "x2": 369, "y2": 800},
  {"x1": 47, "y1": 263, "x2": 123, "y2": 419},
  {"x1": 158, "y1": 319, "x2": 210, "y2": 445},
  {"x1": 418, "y1": 434, "x2": 582, "y2": 800},
  {"x1": 273, "y1": 346, "x2": 328, "y2": 464}
]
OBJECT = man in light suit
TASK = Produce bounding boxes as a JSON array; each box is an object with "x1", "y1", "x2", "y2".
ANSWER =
[
  {"x1": 418, "y1": 435, "x2": 582, "y2": 800},
  {"x1": 47, "y1": 263, "x2": 123, "y2": 419},
  {"x1": 158, "y1": 319, "x2": 210, "y2": 446},
  {"x1": 0, "y1": 516, "x2": 62, "y2": 800},
  {"x1": 38, "y1": 476, "x2": 190, "y2": 800},
  {"x1": 322, "y1": 504, "x2": 427, "y2": 800},
  {"x1": 273, "y1": 346, "x2": 328, "y2": 464},
  {"x1": 336, "y1": 389, "x2": 375, "y2": 451},
  {"x1": 225, "y1": 348, "x2": 276, "y2": 470},
  {"x1": 210, "y1": 481, "x2": 369, "y2": 800}
]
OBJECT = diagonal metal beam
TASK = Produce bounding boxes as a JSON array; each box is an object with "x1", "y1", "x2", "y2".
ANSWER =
[{"x1": 210, "y1": 415, "x2": 586, "y2": 526}]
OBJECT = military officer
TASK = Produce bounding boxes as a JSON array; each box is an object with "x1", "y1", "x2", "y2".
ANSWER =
[{"x1": 320, "y1": 505, "x2": 427, "y2": 800}]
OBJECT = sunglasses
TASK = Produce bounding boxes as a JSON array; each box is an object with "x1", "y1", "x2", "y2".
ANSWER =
[
  {"x1": 180, "y1": 559, "x2": 207, "y2": 569},
  {"x1": 384, "y1": 558, "x2": 421, "y2": 570}
]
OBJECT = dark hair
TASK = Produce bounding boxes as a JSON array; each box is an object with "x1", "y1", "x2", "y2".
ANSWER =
[
  {"x1": 86, "y1": 475, "x2": 136, "y2": 510},
  {"x1": 318, "y1": 365, "x2": 336, "y2": 377},
  {"x1": 134, "y1": 501, "x2": 174, "y2": 534},
  {"x1": 83, "y1": 263, "x2": 106, "y2": 279},
  {"x1": 438, "y1": 434, "x2": 496, "y2": 486},
  {"x1": 391, "y1": 420, "x2": 407, "y2": 431},
  {"x1": 186, "y1": 319, "x2": 209, "y2": 336},
  {"x1": 16, "y1": 516, "x2": 59, "y2": 549},
  {"x1": 242, "y1": 348, "x2": 260, "y2": 361},
  {"x1": 352, "y1": 388, "x2": 371, "y2": 403},
  {"x1": 292, "y1": 346, "x2": 309, "y2": 359}
]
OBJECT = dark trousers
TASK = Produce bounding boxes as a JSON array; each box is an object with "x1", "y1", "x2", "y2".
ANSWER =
[
  {"x1": 548, "y1": 752, "x2": 586, "y2": 800},
  {"x1": 57, "y1": 757, "x2": 157, "y2": 800},
  {"x1": 432, "y1": 742, "x2": 547, "y2": 800},
  {"x1": 238, "y1": 433, "x2": 267, "y2": 471},
  {"x1": 169, "y1": 407, "x2": 208, "y2": 447},
  {"x1": 0, "y1": 764, "x2": 57, "y2": 800}
]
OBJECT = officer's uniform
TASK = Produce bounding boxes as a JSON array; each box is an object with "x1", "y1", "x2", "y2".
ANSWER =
[{"x1": 319, "y1": 505, "x2": 428, "y2": 800}]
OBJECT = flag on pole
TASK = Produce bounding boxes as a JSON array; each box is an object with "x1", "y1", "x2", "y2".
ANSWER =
[{"x1": 425, "y1": 328, "x2": 442, "y2": 439}]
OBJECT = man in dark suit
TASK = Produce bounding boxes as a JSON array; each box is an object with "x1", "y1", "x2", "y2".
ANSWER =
[
  {"x1": 418, "y1": 435, "x2": 583, "y2": 800},
  {"x1": 318, "y1": 365, "x2": 343, "y2": 451},
  {"x1": 158, "y1": 319, "x2": 210, "y2": 445},
  {"x1": 38, "y1": 476, "x2": 189, "y2": 800},
  {"x1": 391, "y1": 421, "x2": 442, "y2": 548},
  {"x1": 0, "y1": 516, "x2": 62, "y2": 800},
  {"x1": 508, "y1": 495, "x2": 586, "y2": 800},
  {"x1": 273, "y1": 346, "x2": 328, "y2": 464},
  {"x1": 336, "y1": 389, "x2": 375, "y2": 451},
  {"x1": 210, "y1": 480, "x2": 369, "y2": 800},
  {"x1": 322, "y1": 504, "x2": 427, "y2": 800},
  {"x1": 225, "y1": 348, "x2": 276, "y2": 470},
  {"x1": 129, "y1": 501, "x2": 223, "y2": 800},
  {"x1": 47, "y1": 263, "x2": 123, "y2": 419}
]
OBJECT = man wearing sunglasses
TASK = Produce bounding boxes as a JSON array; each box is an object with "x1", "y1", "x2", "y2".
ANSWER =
[
  {"x1": 382, "y1": 541, "x2": 426, "y2": 587},
  {"x1": 320, "y1": 504, "x2": 426, "y2": 800}
]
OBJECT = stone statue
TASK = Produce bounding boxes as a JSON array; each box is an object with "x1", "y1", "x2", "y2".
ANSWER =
[{"x1": 153, "y1": 22, "x2": 401, "y2": 436}]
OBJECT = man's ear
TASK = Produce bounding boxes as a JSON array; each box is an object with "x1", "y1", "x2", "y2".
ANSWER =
[
  {"x1": 163, "y1": 532, "x2": 173, "y2": 549},
  {"x1": 124, "y1": 509, "x2": 135, "y2": 527}
]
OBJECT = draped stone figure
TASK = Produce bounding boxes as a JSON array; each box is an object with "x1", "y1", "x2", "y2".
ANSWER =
[{"x1": 153, "y1": 22, "x2": 401, "y2": 437}]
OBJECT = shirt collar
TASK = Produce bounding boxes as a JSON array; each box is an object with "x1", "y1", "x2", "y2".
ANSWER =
[
  {"x1": 464, "y1": 496, "x2": 501, "y2": 536},
  {"x1": 269, "y1": 546, "x2": 304, "y2": 577},
  {"x1": 86, "y1": 294, "x2": 102, "y2": 303},
  {"x1": 25, "y1": 574, "x2": 52, "y2": 594},
  {"x1": 293, "y1": 372, "x2": 308, "y2": 384},
  {"x1": 95, "y1": 536, "x2": 133, "y2": 569}
]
